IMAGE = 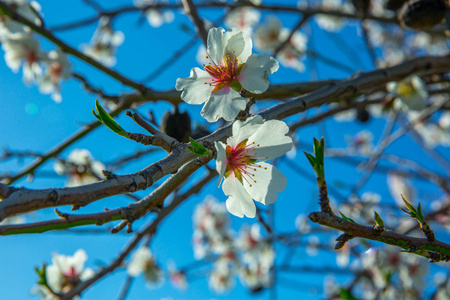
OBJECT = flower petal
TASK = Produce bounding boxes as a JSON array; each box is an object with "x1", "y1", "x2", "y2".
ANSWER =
[
  {"x1": 247, "y1": 119, "x2": 292, "y2": 160},
  {"x1": 243, "y1": 162, "x2": 286, "y2": 205},
  {"x1": 239, "y1": 54, "x2": 279, "y2": 94},
  {"x1": 207, "y1": 27, "x2": 227, "y2": 64},
  {"x1": 222, "y1": 176, "x2": 255, "y2": 218},
  {"x1": 214, "y1": 141, "x2": 227, "y2": 186},
  {"x1": 201, "y1": 86, "x2": 246, "y2": 122},
  {"x1": 227, "y1": 115, "x2": 264, "y2": 147},
  {"x1": 176, "y1": 67, "x2": 214, "y2": 105}
]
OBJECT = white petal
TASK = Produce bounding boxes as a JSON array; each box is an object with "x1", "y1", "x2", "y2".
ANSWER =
[
  {"x1": 71, "y1": 249, "x2": 88, "y2": 274},
  {"x1": 200, "y1": 87, "x2": 246, "y2": 122},
  {"x1": 176, "y1": 67, "x2": 214, "y2": 105},
  {"x1": 214, "y1": 141, "x2": 227, "y2": 186},
  {"x1": 222, "y1": 177, "x2": 255, "y2": 218},
  {"x1": 247, "y1": 119, "x2": 293, "y2": 160},
  {"x1": 45, "y1": 264, "x2": 63, "y2": 293},
  {"x1": 243, "y1": 162, "x2": 286, "y2": 205},
  {"x1": 224, "y1": 29, "x2": 252, "y2": 62},
  {"x1": 227, "y1": 115, "x2": 263, "y2": 147},
  {"x1": 239, "y1": 54, "x2": 278, "y2": 94},
  {"x1": 80, "y1": 268, "x2": 95, "y2": 282},
  {"x1": 207, "y1": 27, "x2": 227, "y2": 64}
]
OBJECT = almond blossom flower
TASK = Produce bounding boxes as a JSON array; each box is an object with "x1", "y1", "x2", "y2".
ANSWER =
[
  {"x1": 39, "y1": 49, "x2": 71, "y2": 103},
  {"x1": 45, "y1": 249, "x2": 95, "y2": 294},
  {"x1": 168, "y1": 261, "x2": 188, "y2": 290},
  {"x1": 127, "y1": 247, "x2": 164, "y2": 288},
  {"x1": 176, "y1": 27, "x2": 279, "y2": 122},
  {"x1": 215, "y1": 115, "x2": 292, "y2": 218},
  {"x1": 82, "y1": 16, "x2": 124, "y2": 67},
  {"x1": 0, "y1": 0, "x2": 41, "y2": 38},
  {"x1": 1, "y1": 35, "x2": 45, "y2": 84},
  {"x1": 387, "y1": 75, "x2": 428, "y2": 111},
  {"x1": 224, "y1": 7, "x2": 260, "y2": 34},
  {"x1": 254, "y1": 16, "x2": 307, "y2": 72},
  {"x1": 54, "y1": 149, "x2": 105, "y2": 187}
]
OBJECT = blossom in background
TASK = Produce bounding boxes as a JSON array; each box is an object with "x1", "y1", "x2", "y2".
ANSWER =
[
  {"x1": 82, "y1": 16, "x2": 124, "y2": 66},
  {"x1": 0, "y1": 0, "x2": 42, "y2": 38},
  {"x1": 254, "y1": 16, "x2": 307, "y2": 72},
  {"x1": 345, "y1": 130, "x2": 374, "y2": 154},
  {"x1": 387, "y1": 75, "x2": 428, "y2": 111},
  {"x1": 314, "y1": 0, "x2": 350, "y2": 32},
  {"x1": 295, "y1": 214, "x2": 311, "y2": 234},
  {"x1": 215, "y1": 115, "x2": 292, "y2": 218},
  {"x1": 45, "y1": 249, "x2": 95, "y2": 294},
  {"x1": 53, "y1": 149, "x2": 105, "y2": 187},
  {"x1": 168, "y1": 261, "x2": 188, "y2": 290},
  {"x1": 39, "y1": 49, "x2": 71, "y2": 103},
  {"x1": 1, "y1": 35, "x2": 45, "y2": 84},
  {"x1": 340, "y1": 192, "x2": 381, "y2": 223},
  {"x1": 387, "y1": 172, "x2": 415, "y2": 207},
  {"x1": 134, "y1": 0, "x2": 174, "y2": 28},
  {"x1": 209, "y1": 262, "x2": 234, "y2": 293},
  {"x1": 127, "y1": 247, "x2": 164, "y2": 288},
  {"x1": 224, "y1": 7, "x2": 260, "y2": 34},
  {"x1": 192, "y1": 196, "x2": 233, "y2": 259},
  {"x1": 176, "y1": 27, "x2": 279, "y2": 122}
]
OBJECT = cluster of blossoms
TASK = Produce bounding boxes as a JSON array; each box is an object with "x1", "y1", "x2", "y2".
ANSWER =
[
  {"x1": 34, "y1": 249, "x2": 95, "y2": 298},
  {"x1": 254, "y1": 16, "x2": 308, "y2": 72},
  {"x1": 0, "y1": 0, "x2": 71, "y2": 102},
  {"x1": 53, "y1": 149, "x2": 105, "y2": 187},
  {"x1": 177, "y1": 27, "x2": 293, "y2": 218},
  {"x1": 357, "y1": 246, "x2": 428, "y2": 299},
  {"x1": 81, "y1": 16, "x2": 124, "y2": 67},
  {"x1": 192, "y1": 197, "x2": 275, "y2": 293}
]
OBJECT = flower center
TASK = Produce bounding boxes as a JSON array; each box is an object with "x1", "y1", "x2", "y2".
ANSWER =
[
  {"x1": 224, "y1": 139, "x2": 268, "y2": 186},
  {"x1": 203, "y1": 54, "x2": 243, "y2": 94}
]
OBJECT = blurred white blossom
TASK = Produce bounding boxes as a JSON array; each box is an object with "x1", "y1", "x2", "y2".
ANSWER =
[
  {"x1": 127, "y1": 247, "x2": 164, "y2": 287},
  {"x1": 54, "y1": 149, "x2": 105, "y2": 187},
  {"x1": 82, "y1": 16, "x2": 124, "y2": 66}
]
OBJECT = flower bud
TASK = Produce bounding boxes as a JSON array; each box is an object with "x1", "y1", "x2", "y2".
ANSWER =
[
  {"x1": 160, "y1": 109, "x2": 191, "y2": 143},
  {"x1": 399, "y1": 0, "x2": 448, "y2": 30}
]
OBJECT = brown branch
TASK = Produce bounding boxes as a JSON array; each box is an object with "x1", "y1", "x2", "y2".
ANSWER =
[
  {"x1": 309, "y1": 211, "x2": 450, "y2": 256},
  {"x1": 1, "y1": 54, "x2": 448, "y2": 220},
  {"x1": 60, "y1": 169, "x2": 217, "y2": 299},
  {"x1": 181, "y1": 0, "x2": 208, "y2": 47},
  {"x1": 126, "y1": 111, "x2": 178, "y2": 152},
  {"x1": 0, "y1": 158, "x2": 216, "y2": 235}
]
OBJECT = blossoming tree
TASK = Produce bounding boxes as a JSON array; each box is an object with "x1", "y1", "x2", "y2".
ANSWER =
[{"x1": 0, "y1": 0, "x2": 449, "y2": 299}]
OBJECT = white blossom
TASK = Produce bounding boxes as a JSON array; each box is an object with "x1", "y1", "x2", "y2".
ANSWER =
[
  {"x1": 1, "y1": 35, "x2": 45, "y2": 84},
  {"x1": 45, "y1": 249, "x2": 95, "y2": 294},
  {"x1": 387, "y1": 75, "x2": 428, "y2": 111},
  {"x1": 215, "y1": 115, "x2": 292, "y2": 218},
  {"x1": 82, "y1": 17, "x2": 124, "y2": 66},
  {"x1": 176, "y1": 27, "x2": 278, "y2": 122},
  {"x1": 127, "y1": 247, "x2": 164, "y2": 287},
  {"x1": 39, "y1": 49, "x2": 71, "y2": 103},
  {"x1": 54, "y1": 149, "x2": 105, "y2": 187},
  {"x1": 224, "y1": 7, "x2": 260, "y2": 34},
  {"x1": 0, "y1": 0, "x2": 41, "y2": 38},
  {"x1": 254, "y1": 16, "x2": 307, "y2": 72}
]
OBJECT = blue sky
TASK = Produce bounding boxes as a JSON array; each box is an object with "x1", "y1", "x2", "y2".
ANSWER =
[{"x1": 0, "y1": 0, "x2": 448, "y2": 299}]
